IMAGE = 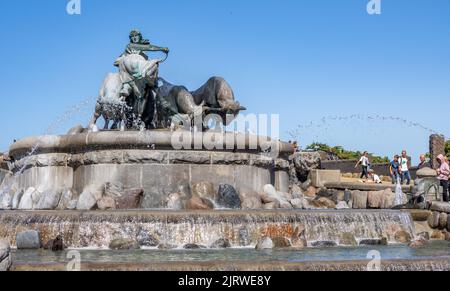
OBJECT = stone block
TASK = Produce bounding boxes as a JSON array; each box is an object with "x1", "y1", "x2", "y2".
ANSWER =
[
  {"x1": 16, "y1": 230, "x2": 41, "y2": 249},
  {"x1": 309, "y1": 170, "x2": 341, "y2": 188},
  {"x1": 351, "y1": 190, "x2": 368, "y2": 209}
]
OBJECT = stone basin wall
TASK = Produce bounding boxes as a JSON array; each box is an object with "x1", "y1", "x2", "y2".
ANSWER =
[
  {"x1": 427, "y1": 202, "x2": 450, "y2": 234},
  {"x1": 9, "y1": 150, "x2": 289, "y2": 209},
  {"x1": 1, "y1": 131, "x2": 293, "y2": 210}
]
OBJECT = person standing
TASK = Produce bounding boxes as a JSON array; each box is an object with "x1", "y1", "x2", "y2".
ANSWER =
[
  {"x1": 418, "y1": 154, "x2": 431, "y2": 169},
  {"x1": 355, "y1": 151, "x2": 370, "y2": 180},
  {"x1": 399, "y1": 150, "x2": 411, "y2": 185},
  {"x1": 436, "y1": 154, "x2": 450, "y2": 202},
  {"x1": 390, "y1": 155, "x2": 401, "y2": 184}
]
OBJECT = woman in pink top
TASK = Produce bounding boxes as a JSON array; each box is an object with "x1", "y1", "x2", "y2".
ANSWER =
[{"x1": 436, "y1": 154, "x2": 450, "y2": 202}]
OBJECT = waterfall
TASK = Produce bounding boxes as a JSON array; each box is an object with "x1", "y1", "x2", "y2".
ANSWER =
[{"x1": 0, "y1": 210, "x2": 415, "y2": 249}]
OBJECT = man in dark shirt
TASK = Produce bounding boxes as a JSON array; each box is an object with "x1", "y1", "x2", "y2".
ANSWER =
[
  {"x1": 418, "y1": 154, "x2": 431, "y2": 169},
  {"x1": 390, "y1": 155, "x2": 400, "y2": 184}
]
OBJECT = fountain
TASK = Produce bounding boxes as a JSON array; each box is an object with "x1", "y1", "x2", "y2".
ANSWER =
[
  {"x1": 0, "y1": 30, "x2": 449, "y2": 271},
  {"x1": 394, "y1": 181, "x2": 405, "y2": 207}
]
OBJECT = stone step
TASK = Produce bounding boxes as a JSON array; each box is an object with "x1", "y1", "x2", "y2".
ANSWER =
[{"x1": 325, "y1": 182, "x2": 413, "y2": 193}]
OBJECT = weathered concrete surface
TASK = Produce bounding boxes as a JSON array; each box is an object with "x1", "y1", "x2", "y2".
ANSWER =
[
  {"x1": 11, "y1": 150, "x2": 290, "y2": 171},
  {"x1": 8, "y1": 147, "x2": 290, "y2": 209},
  {"x1": 16, "y1": 166, "x2": 73, "y2": 192},
  {"x1": 309, "y1": 170, "x2": 341, "y2": 188},
  {"x1": 73, "y1": 163, "x2": 277, "y2": 208}
]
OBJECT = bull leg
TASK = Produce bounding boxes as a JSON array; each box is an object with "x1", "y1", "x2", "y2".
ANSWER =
[
  {"x1": 104, "y1": 118, "x2": 110, "y2": 130},
  {"x1": 111, "y1": 120, "x2": 119, "y2": 130},
  {"x1": 122, "y1": 106, "x2": 131, "y2": 130},
  {"x1": 175, "y1": 87, "x2": 204, "y2": 121},
  {"x1": 88, "y1": 103, "x2": 102, "y2": 129}
]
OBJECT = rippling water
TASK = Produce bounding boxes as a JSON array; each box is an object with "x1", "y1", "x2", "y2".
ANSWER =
[{"x1": 12, "y1": 241, "x2": 450, "y2": 265}]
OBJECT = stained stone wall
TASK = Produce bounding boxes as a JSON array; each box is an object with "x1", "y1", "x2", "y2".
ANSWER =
[
  {"x1": 7, "y1": 131, "x2": 292, "y2": 208},
  {"x1": 17, "y1": 166, "x2": 73, "y2": 191},
  {"x1": 430, "y1": 134, "x2": 446, "y2": 169},
  {"x1": 12, "y1": 150, "x2": 290, "y2": 208}
]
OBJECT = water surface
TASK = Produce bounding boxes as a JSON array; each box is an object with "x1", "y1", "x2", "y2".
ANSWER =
[{"x1": 12, "y1": 241, "x2": 450, "y2": 265}]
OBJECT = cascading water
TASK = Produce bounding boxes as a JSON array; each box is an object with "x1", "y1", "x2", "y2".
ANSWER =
[
  {"x1": 287, "y1": 115, "x2": 446, "y2": 163},
  {"x1": 0, "y1": 210, "x2": 415, "y2": 249},
  {"x1": 288, "y1": 114, "x2": 441, "y2": 140},
  {"x1": 394, "y1": 180, "x2": 405, "y2": 206},
  {"x1": 15, "y1": 96, "x2": 95, "y2": 175}
]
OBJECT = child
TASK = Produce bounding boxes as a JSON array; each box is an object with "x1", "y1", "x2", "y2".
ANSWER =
[
  {"x1": 368, "y1": 169, "x2": 382, "y2": 184},
  {"x1": 390, "y1": 155, "x2": 400, "y2": 185}
]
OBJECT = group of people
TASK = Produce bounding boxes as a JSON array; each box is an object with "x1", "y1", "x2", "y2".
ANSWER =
[
  {"x1": 355, "y1": 150, "x2": 449, "y2": 203},
  {"x1": 388, "y1": 150, "x2": 413, "y2": 186}
]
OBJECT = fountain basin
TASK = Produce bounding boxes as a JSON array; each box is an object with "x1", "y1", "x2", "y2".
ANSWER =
[
  {"x1": 9, "y1": 130, "x2": 294, "y2": 158},
  {"x1": 7, "y1": 131, "x2": 293, "y2": 208}
]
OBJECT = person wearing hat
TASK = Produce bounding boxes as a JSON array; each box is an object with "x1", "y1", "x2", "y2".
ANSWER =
[{"x1": 115, "y1": 29, "x2": 169, "y2": 66}]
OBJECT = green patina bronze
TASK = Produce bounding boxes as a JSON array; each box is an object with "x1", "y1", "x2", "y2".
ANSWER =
[{"x1": 115, "y1": 29, "x2": 169, "y2": 66}]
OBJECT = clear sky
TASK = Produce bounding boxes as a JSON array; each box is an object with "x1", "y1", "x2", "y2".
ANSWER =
[{"x1": 0, "y1": 0, "x2": 449, "y2": 163}]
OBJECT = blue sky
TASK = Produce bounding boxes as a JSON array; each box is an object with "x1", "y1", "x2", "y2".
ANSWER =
[{"x1": 0, "y1": 0, "x2": 449, "y2": 163}]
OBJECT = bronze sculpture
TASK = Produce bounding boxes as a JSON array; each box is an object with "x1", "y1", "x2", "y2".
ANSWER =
[{"x1": 90, "y1": 29, "x2": 245, "y2": 131}]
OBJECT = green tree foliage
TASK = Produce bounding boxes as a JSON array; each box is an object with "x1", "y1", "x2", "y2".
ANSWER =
[{"x1": 305, "y1": 142, "x2": 390, "y2": 163}]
